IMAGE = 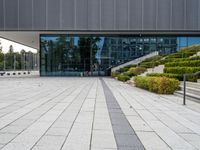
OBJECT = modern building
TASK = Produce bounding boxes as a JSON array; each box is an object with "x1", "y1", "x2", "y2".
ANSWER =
[{"x1": 0, "y1": 0, "x2": 200, "y2": 76}]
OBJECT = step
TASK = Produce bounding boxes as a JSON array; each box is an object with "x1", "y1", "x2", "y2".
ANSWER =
[
  {"x1": 180, "y1": 86, "x2": 200, "y2": 97},
  {"x1": 174, "y1": 91, "x2": 200, "y2": 103},
  {"x1": 180, "y1": 82, "x2": 200, "y2": 90},
  {"x1": 198, "y1": 79, "x2": 200, "y2": 83}
]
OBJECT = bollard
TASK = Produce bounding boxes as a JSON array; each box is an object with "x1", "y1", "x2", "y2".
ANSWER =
[{"x1": 183, "y1": 74, "x2": 186, "y2": 105}]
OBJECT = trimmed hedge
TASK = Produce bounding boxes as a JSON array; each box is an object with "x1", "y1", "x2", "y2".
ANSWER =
[
  {"x1": 141, "y1": 56, "x2": 163, "y2": 63},
  {"x1": 147, "y1": 73, "x2": 183, "y2": 81},
  {"x1": 165, "y1": 60, "x2": 200, "y2": 67},
  {"x1": 111, "y1": 72, "x2": 120, "y2": 78},
  {"x1": 117, "y1": 74, "x2": 130, "y2": 82},
  {"x1": 134, "y1": 76, "x2": 180, "y2": 94},
  {"x1": 129, "y1": 67, "x2": 147, "y2": 76},
  {"x1": 139, "y1": 61, "x2": 161, "y2": 68},
  {"x1": 118, "y1": 67, "x2": 129, "y2": 73},
  {"x1": 117, "y1": 64, "x2": 137, "y2": 73},
  {"x1": 164, "y1": 67, "x2": 200, "y2": 74},
  {"x1": 161, "y1": 56, "x2": 200, "y2": 64},
  {"x1": 147, "y1": 73, "x2": 199, "y2": 82},
  {"x1": 167, "y1": 52, "x2": 196, "y2": 59}
]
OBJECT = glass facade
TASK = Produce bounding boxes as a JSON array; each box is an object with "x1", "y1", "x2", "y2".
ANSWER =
[{"x1": 40, "y1": 35, "x2": 200, "y2": 76}]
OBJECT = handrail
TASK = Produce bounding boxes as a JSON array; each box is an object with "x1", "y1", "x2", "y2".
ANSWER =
[{"x1": 183, "y1": 71, "x2": 200, "y2": 105}]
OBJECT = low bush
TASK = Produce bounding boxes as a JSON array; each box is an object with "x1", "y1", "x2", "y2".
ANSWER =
[
  {"x1": 118, "y1": 67, "x2": 129, "y2": 73},
  {"x1": 165, "y1": 60, "x2": 200, "y2": 67},
  {"x1": 134, "y1": 76, "x2": 180, "y2": 94},
  {"x1": 117, "y1": 74, "x2": 130, "y2": 82},
  {"x1": 161, "y1": 56, "x2": 200, "y2": 64},
  {"x1": 167, "y1": 52, "x2": 195, "y2": 59},
  {"x1": 164, "y1": 67, "x2": 200, "y2": 74},
  {"x1": 180, "y1": 45, "x2": 200, "y2": 53},
  {"x1": 139, "y1": 61, "x2": 161, "y2": 68},
  {"x1": 147, "y1": 73, "x2": 199, "y2": 82},
  {"x1": 125, "y1": 64, "x2": 137, "y2": 68},
  {"x1": 111, "y1": 72, "x2": 120, "y2": 78},
  {"x1": 134, "y1": 67, "x2": 147, "y2": 75},
  {"x1": 147, "y1": 73, "x2": 183, "y2": 81},
  {"x1": 141, "y1": 55, "x2": 163, "y2": 63},
  {"x1": 117, "y1": 64, "x2": 137, "y2": 73},
  {"x1": 123, "y1": 71, "x2": 133, "y2": 77}
]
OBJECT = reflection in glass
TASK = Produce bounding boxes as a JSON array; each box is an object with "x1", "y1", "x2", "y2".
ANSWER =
[{"x1": 40, "y1": 35, "x2": 200, "y2": 76}]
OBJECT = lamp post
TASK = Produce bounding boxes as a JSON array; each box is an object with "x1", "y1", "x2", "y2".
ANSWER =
[
  {"x1": 3, "y1": 53, "x2": 6, "y2": 71},
  {"x1": 14, "y1": 54, "x2": 16, "y2": 71}
]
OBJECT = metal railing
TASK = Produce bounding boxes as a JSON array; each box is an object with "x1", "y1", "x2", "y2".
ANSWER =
[{"x1": 183, "y1": 71, "x2": 200, "y2": 105}]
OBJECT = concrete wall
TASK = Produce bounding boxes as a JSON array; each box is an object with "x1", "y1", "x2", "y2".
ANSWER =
[{"x1": 0, "y1": 0, "x2": 199, "y2": 31}]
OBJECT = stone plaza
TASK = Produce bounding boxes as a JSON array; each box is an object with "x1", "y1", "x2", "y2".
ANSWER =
[{"x1": 0, "y1": 77, "x2": 200, "y2": 150}]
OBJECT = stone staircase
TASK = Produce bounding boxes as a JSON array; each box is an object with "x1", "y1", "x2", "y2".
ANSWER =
[
  {"x1": 175, "y1": 82, "x2": 200, "y2": 102},
  {"x1": 190, "y1": 51, "x2": 200, "y2": 58},
  {"x1": 140, "y1": 65, "x2": 164, "y2": 76},
  {"x1": 111, "y1": 51, "x2": 159, "y2": 72}
]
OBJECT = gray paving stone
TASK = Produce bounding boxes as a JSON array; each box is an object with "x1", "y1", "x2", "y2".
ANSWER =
[
  {"x1": 0, "y1": 133, "x2": 16, "y2": 144},
  {"x1": 115, "y1": 134, "x2": 144, "y2": 148},
  {"x1": 0, "y1": 77, "x2": 200, "y2": 150},
  {"x1": 101, "y1": 79, "x2": 145, "y2": 150}
]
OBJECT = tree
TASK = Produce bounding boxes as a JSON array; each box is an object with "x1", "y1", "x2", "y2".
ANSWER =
[
  {"x1": 0, "y1": 41, "x2": 3, "y2": 70},
  {"x1": 6, "y1": 45, "x2": 14, "y2": 70}
]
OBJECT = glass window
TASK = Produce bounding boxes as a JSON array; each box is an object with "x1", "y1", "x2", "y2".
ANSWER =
[{"x1": 40, "y1": 35, "x2": 200, "y2": 76}]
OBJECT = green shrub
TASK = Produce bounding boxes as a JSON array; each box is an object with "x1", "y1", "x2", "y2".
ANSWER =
[
  {"x1": 139, "y1": 61, "x2": 161, "y2": 68},
  {"x1": 117, "y1": 74, "x2": 130, "y2": 82},
  {"x1": 134, "y1": 67, "x2": 147, "y2": 75},
  {"x1": 161, "y1": 56, "x2": 200, "y2": 65},
  {"x1": 118, "y1": 67, "x2": 129, "y2": 73},
  {"x1": 117, "y1": 64, "x2": 137, "y2": 73},
  {"x1": 123, "y1": 71, "x2": 133, "y2": 77},
  {"x1": 164, "y1": 67, "x2": 200, "y2": 74},
  {"x1": 147, "y1": 73, "x2": 199, "y2": 82},
  {"x1": 147, "y1": 73, "x2": 183, "y2": 81},
  {"x1": 125, "y1": 64, "x2": 137, "y2": 68},
  {"x1": 141, "y1": 56, "x2": 163, "y2": 63},
  {"x1": 111, "y1": 72, "x2": 120, "y2": 78},
  {"x1": 165, "y1": 60, "x2": 200, "y2": 67},
  {"x1": 180, "y1": 45, "x2": 200, "y2": 53},
  {"x1": 134, "y1": 76, "x2": 180, "y2": 94},
  {"x1": 167, "y1": 52, "x2": 195, "y2": 59},
  {"x1": 128, "y1": 67, "x2": 147, "y2": 76}
]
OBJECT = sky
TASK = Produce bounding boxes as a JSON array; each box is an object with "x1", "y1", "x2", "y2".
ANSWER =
[{"x1": 0, "y1": 38, "x2": 37, "y2": 53}]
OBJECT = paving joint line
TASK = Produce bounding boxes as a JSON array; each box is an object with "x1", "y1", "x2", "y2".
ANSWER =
[
  {"x1": 100, "y1": 78, "x2": 145, "y2": 150},
  {"x1": 0, "y1": 85, "x2": 77, "y2": 149}
]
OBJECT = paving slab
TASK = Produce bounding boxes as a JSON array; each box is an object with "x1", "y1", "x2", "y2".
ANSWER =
[{"x1": 0, "y1": 77, "x2": 200, "y2": 150}]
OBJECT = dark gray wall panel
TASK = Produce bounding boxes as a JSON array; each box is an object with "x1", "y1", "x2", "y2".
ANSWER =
[
  {"x1": 1, "y1": 0, "x2": 200, "y2": 31},
  {"x1": 62, "y1": 0, "x2": 75, "y2": 30},
  {"x1": 88, "y1": 0, "x2": 100, "y2": 30},
  {"x1": 186, "y1": 0, "x2": 198, "y2": 30},
  {"x1": 76, "y1": 0, "x2": 88, "y2": 30},
  {"x1": 129, "y1": 0, "x2": 142, "y2": 30},
  {"x1": 5, "y1": 0, "x2": 18, "y2": 30},
  {"x1": 0, "y1": 0, "x2": 4, "y2": 30},
  {"x1": 143, "y1": 0, "x2": 156, "y2": 30},
  {"x1": 199, "y1": 0, "x2": 200, "y2": 29},
  {"x1": 116, "y1": 0, "x2": 128, "y2": 30},
  {"x1": 172, "y1": 0, "x2": 184, "y2": 30},
  {"x1": 33, "y1": 0, "x2": 46, "y2": 30},
  {"x1": 101, "y1": 0, "x2": 114, "y2": 30},
  {"x1": 47, "y1": 0, "x2": 60, "y2": 30},
  {"x1": 157, "y1": 0, "x2": 171, "y2": 30},
  {"x1": 19, "y1": 0, "x2": 32, "y2": 30}
]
